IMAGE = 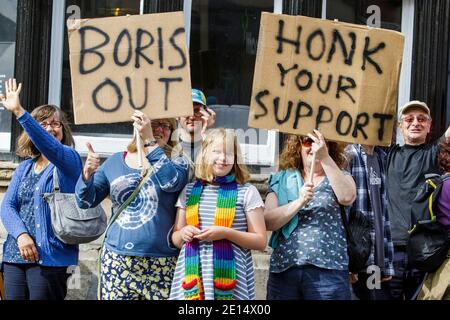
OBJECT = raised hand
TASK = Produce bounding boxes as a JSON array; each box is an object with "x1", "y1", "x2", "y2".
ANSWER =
[
  {"x1": 83, "y1": 142, "x2": 101, "y2": 181},
  {"x1": 0, "y1": 78, "x2": 24, "y2": 117},
  {"x1": 131, "y1": 110, "x2": 154, "y2": 141},
  {"x1": 200, "y1": 107, "x2": 216, "y2": 140},
  {"x1": 308, "y1": 129, "x2": 329, "y2": 161}
]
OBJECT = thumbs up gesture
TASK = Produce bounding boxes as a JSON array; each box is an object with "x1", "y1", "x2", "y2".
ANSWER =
[{"x1": 83, "y1": 142, "x2": 100, "y2": 181}]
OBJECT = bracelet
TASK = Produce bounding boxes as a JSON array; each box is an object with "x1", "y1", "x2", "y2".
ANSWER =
[{"x1": 144, "y1": 140, "x2": 157, "y2": 148}]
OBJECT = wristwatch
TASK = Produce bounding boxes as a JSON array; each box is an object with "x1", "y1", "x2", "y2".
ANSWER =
[{"x1": 144, "y1": 140, "x2": 157, "y2": 147}]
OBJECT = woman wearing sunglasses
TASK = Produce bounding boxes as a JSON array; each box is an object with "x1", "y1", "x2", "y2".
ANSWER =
[{"x1": 264, "y1": 129, "x2": 356, "y2": 300}]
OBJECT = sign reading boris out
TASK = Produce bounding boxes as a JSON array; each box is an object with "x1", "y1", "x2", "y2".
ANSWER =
[
  {"x1": 249, "y1": 13, "x2": 405, "y2": 146},
  {"x1": 68, "y1": 12, "x2": 192, "y2": 125}
]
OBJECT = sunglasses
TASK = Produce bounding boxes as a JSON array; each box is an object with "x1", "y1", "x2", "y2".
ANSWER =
[{"x1": 301, "y1": 137, "x2": 314, "y2": 148}]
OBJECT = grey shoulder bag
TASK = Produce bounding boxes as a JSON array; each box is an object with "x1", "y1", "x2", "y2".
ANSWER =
[{"x1": 42, "y1": 168, "x2": 107, "y2": 245}]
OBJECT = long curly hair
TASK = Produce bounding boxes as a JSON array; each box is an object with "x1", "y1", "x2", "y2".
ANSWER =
[
  {"x1": 438, "y1": 137, "x2": 450, "y2": 173},
  {"x1": 279, "y1": 134, "x2": 347, "y2": 171}
]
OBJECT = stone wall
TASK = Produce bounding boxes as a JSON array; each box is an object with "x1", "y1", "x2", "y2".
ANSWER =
[{"x1": 0, "y1": 163, "x2": 271, "y2": 300}]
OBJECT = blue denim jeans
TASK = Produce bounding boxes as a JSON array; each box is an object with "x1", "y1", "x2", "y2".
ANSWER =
[
  {"x1": 266, "y1": 265, "x2": 351, "y2": 300},
  {"x1": 2, "y1": 262, "x2": 70, "y2": 300},
  {"x1": 387, "y1": 246, "x2": 426, "y2": 300}
]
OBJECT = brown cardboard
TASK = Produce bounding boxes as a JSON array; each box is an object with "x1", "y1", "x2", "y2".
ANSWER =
[
  {"x1": 68, "y1": 12, "x2": 192, "y2": 124},
  {"x1": 249, "y1": 13, "x2": 405, "y2": 146}
]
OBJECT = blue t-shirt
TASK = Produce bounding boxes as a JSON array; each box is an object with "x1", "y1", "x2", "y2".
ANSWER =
[
  {"x1": 76, "y1": 148, "x2": 189, "y2": 257},
  {"x1": 268, "y1": 175, "x2": 349, "y2": 272}
]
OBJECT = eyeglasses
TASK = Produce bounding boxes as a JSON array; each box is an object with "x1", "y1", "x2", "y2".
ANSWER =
[
  {"x1": 151, "y1": 122, "x2": 171, "y2": 131},
  {"x1": 301, "y1": 137, "x2": 314, "y2": 148},
  {"x1": 401, "y1": 115, "x2": 430, "y2": 124},
  {"x1": 39, "y1": 121, "x2": 62, "y2": 129}
]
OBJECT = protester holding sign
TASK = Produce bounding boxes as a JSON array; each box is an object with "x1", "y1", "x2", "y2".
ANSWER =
[
  {"x1": 169, "y1": 128, "x2": 267, "y2": 300},
  {"x1": 264, "y1": 130, "x2": 356, "y2": 300},
  {"x1": 386, "y1": 101, "x2": 450, "y2": 300},
  {"x1": 75, "y1": 111, "x2": 189, "y2": 300},
  {"x1": 0, "y1": 78, "x2": 81, "y2": 300},
  {"x1": 178, "y1": 88, "x2": 216, "y2": 165},
  {"x1": 346, "y1": 144, "x2": 394, "y2": 300}
]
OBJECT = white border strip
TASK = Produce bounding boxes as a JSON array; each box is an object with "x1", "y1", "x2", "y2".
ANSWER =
[{"x1": 47, "y1": 0, "x2": 66, "y2": 107}]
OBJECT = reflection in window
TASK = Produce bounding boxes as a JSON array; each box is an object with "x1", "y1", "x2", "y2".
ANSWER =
[
  {"x1": 190, "y1": 0, "x2": 274, "y2": 106},
  {"x1": 61, "y1": 0, "x2": 141, "y2": 135},
  {"x1": 326, "y1": 0, "x2": 402, "y2": 31},
  {"x1": 0, "y1": 0, "x2": 17, "y2": 152}
]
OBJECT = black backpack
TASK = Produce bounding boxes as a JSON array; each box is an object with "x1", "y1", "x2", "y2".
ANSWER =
[{"x1": 407, "y1": 174, "x2": 450, "y2": 272}]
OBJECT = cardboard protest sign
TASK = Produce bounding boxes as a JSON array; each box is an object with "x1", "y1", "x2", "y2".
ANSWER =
[
  {"x1": 68, "y1": 12, "x2": 192, "y2": 124},
  {"x1": 249, "y1": 13, "x2": 405, "y2": 146}
]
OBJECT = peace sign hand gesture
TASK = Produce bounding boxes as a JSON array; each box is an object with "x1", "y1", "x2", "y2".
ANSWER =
[{"x1": 0, "y1": 78, "x2": 25, "y2": 117}]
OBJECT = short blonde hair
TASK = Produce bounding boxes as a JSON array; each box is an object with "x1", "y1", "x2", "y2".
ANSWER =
[
  {"x1": 127, "y1": 118, "x2": 182, "y2": 158},
  {"x1": 195, "y1": 128, "x2": 250, "y2": 184}
]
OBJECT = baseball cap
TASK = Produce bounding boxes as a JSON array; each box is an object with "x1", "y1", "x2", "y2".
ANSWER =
[
  {"x1": 192, "y1": 89, "x2": 206, "y2": 106},
  {"x1": 398, "y1": 100, "x2": 431, "y2": 118}
]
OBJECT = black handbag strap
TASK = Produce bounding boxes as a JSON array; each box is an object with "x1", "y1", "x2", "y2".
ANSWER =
[{"x1": 333, "y1": 192, "x2": 352, "y2": 242}]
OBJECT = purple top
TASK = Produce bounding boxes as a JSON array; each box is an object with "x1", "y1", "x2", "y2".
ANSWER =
[{"x1": 437, "y1": 179, "x2": 450, "y2": 230}]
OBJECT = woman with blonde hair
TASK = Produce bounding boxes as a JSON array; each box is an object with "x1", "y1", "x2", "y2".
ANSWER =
[
  {"x1": 0, "y1": 79, "x2": 81, "y2": 300},
  {"x1": 264, "y1": 130, "x2": 356, "y2": 300},
  {"x1": 76, "y1": 111, "x2": 189, "y2": 300},
  {"x1": 169, "y1": 128, "x2": 267, "y2": 300}
]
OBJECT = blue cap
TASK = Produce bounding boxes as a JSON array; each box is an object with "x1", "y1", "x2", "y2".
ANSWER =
[{"x1": 192, "y1": 89, "x2": 206, "y2": 106}]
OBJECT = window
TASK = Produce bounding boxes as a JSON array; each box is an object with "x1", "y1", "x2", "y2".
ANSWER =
[
  {"x1": 0, "y1": 0, "x2": 17, "y2": 152},
  {"x1": 188, "y1": 0, "x2": 278, "y2": 166}
]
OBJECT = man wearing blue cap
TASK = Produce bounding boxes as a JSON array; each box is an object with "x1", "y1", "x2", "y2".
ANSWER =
[{"x1": 177, "y1": 88, "x2": 216, "y2": 164}]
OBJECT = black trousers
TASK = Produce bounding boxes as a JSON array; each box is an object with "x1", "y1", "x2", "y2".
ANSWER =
[{"x1": 2, "y1": 262, "x2": 70, "y2": 300}]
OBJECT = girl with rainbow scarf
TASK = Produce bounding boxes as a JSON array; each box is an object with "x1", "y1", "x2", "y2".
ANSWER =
[{"x1": 169, "y1": 128, "x2": 267, "y2": 300}]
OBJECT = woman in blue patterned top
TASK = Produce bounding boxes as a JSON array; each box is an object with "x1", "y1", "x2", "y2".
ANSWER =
[
  {"x1": 0, "y1": 78, "x2": 82, "y2": 300},
  {"x1": 76, "y1": 110, "x2": 189, "y2": 300},
  {"x1": 264, "y1": 130, "x2": 356, "y2": 300}
]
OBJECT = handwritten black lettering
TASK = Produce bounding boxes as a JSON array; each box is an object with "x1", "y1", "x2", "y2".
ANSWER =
[
  {"x1": 276, "y1": 20, "x2": 301, "y2": 54},
  {"x1": 295, "y1": 69, "x2": 313, "y2": 91},
  {"x1": 125, "y1": 77, "x2": 148, "y2": 110},
  {"x1": 114, "y1": 29, "x2": 132, "y2": 67},
  {"x1": 92, "y1": 78, "x2": 122, "y2": 113},
  {"x1": 135, "y1": 28, "x2": 154, "y2": 68},
  {"x1": 79, "y1": 26, "x2": 110, "y2": 75},
  {"x1": 327, "y1": 30, "x2": 356, "y2": 65},
  {"x1": 159, "y1": 77, "x2": 183, "y2": 111},
  {"x1": 352, "y1": 112, "x2": 369, "y2": 139},
  {"x1": 315, "y1": 105, "x2": 333, "y2": 130},
  {"x1": 362, "y1": 37, "x2": 385, "y2": 74},
  {"x1": 277, "y1": 63, "x2": 298, "y2": 87},
  {"x1": 306, "y1": 29, "x2": 326, "y2": 61},
  {"x1": 317, "y1": 73, "x2": 332, "y2": 94},
  {"x1": 336, "y1": 76, "x2": 356, "y2": 103},
  {"x1": 336, "y1": 111, "x2": 353, "y2": 135},
  {"x1": 293, "y1": 101, "x2": 313, "y2": 129},
  {"x1": 373, "y1": 113, "x2": 393, "y2": 141},
  {"x1": 273, "y1": 97, "x2": 293, "y2": 125},
  {"x1": 168, "y1": 27, "x2": 187, "y2": 71}
]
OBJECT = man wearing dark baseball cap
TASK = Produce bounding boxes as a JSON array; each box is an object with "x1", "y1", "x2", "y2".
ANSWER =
[
  {"x1": 177, "y1": 89, "x2": 216, "y2": 165},
  {"x1": 386, "y1": 100, "x2": 449, "y2": 300}
]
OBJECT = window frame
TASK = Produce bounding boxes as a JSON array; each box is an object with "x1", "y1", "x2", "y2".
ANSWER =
[{"x1": 47, "y1": 0, "x2": 280, "y2": 166}]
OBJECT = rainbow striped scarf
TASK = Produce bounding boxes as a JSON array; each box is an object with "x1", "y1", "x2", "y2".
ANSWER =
[{"x1": 182, "y1": 175, "x2": 238, "y2": 300}]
